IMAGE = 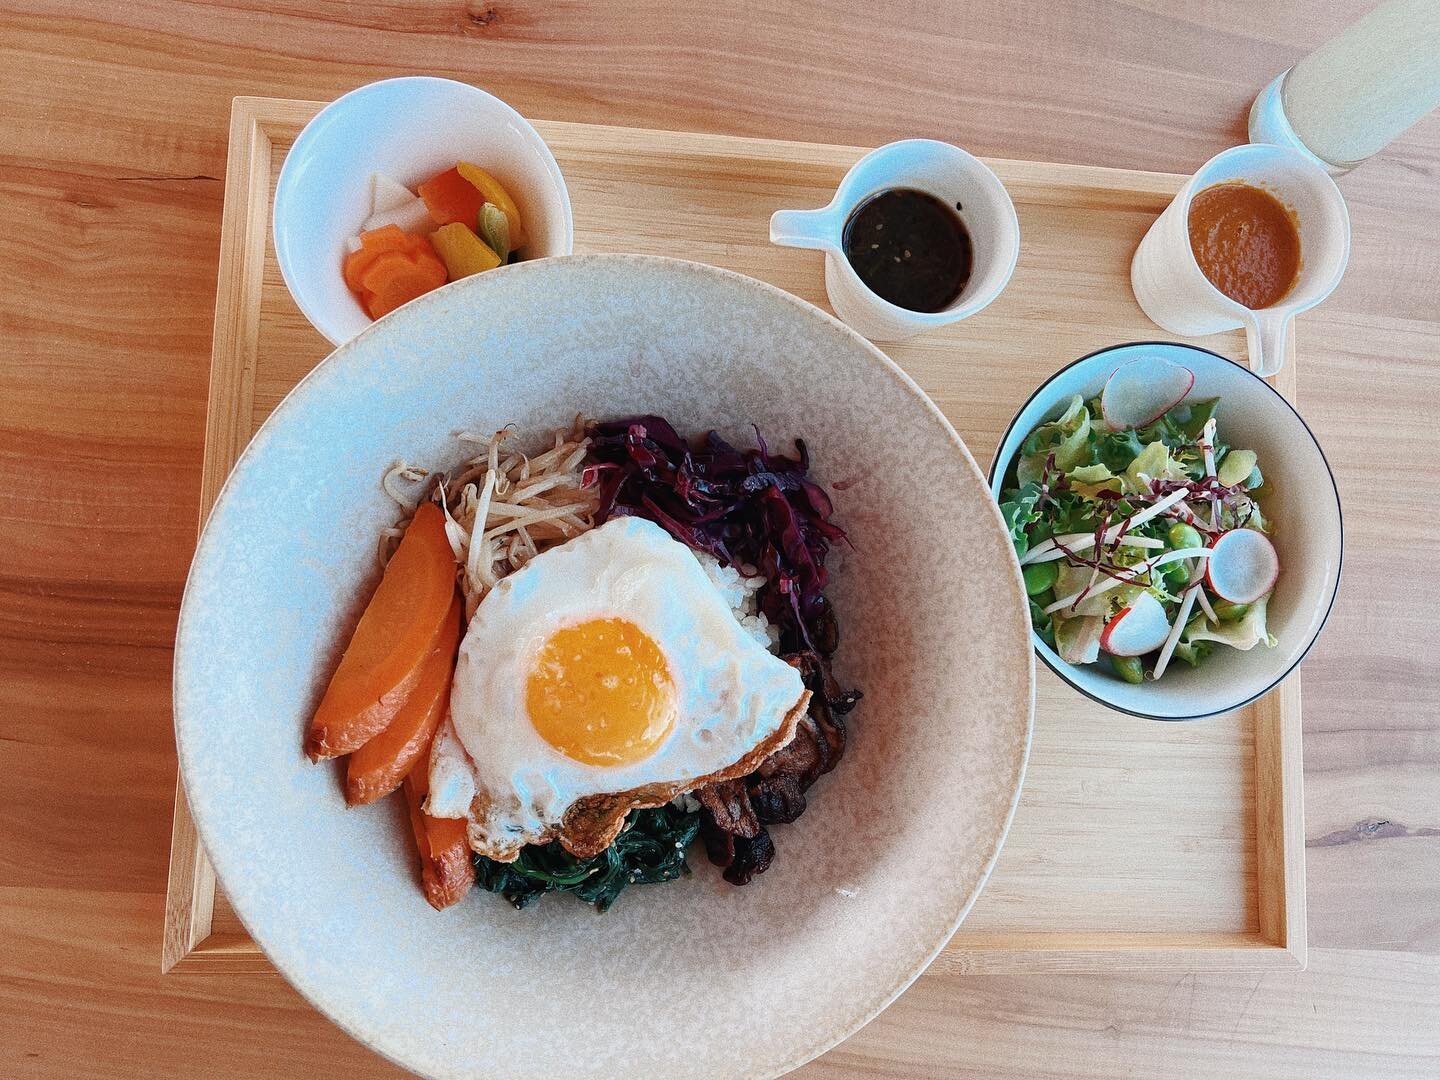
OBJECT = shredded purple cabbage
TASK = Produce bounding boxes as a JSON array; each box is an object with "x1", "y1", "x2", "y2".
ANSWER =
[{"x1": 585, "y1": 416, "x2": 850, "y2": 655}]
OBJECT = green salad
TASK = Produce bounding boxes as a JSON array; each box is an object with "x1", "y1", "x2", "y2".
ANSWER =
[{"x1": 1000, "y1": 374, "x2": 1280, "y2": 684}]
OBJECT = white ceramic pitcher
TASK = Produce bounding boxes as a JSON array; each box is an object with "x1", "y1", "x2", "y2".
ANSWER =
[
  {"x1": 1131, "y1": 144, "x2": 1350, "y2": 379},
  {"x1": 769, "y1": 139, "x2": 1019, "y2": 341}
]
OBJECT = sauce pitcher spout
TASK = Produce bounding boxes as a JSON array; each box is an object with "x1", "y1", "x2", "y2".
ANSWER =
[{"x1": 769, "y1": 207, "x2": 840, "y2": 251}]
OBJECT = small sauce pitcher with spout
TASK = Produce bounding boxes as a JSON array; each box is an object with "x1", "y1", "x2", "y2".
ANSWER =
[
  {"x1": 1131, "y1": 144, "x2": 1350, "y2": 379},
  {"x1": 770, "y1": 140, "x2": 1020, "y2": 341}
]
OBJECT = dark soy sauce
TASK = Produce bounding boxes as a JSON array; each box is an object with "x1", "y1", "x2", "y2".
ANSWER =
[{"x1": 842, "y1": 189, "x2": 973, "y2": 312}]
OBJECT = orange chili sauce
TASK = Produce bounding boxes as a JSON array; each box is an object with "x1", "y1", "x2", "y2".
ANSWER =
[{"x1": 1187, "y1": 182, "x2": 1301, "y2": 309}]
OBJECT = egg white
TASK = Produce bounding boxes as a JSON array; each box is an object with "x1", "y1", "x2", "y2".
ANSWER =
[{"x1": 427, "y1": 516, "x2": 806, "y2": 859}]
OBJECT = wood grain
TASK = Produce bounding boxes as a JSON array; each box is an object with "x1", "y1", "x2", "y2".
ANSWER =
[
  {"x1": 7, "y1": 888, "x2": 1440, "y2": 1077},
  {"x1": 2, "y1": 1, "x2": 1438, "y2": 1075}
]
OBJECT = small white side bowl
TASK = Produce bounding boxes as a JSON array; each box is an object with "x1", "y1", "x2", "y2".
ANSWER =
[
  {"x1": 273, "y1": 76, "x2": 574, "y2": 345},
  {"x1": 990, "y1": 342, "x2": 1342, "y2": 721}
]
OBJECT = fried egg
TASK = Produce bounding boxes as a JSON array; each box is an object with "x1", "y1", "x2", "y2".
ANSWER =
[{"x1": 426, "y1": 516, "x2": 809, "y2": 861}]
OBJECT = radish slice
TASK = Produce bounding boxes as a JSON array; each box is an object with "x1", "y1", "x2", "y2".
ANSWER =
[
  {"x1": 1100, "y1": 357, "x2": 1195, "y2": 430},
  {"x1": 1100, "y1": 592, "x2": 1172, "y2": 657},
  {"x1": 1199, "y1": 417, "x2": 1220, "y2": 529},
  {"x1": 1042, "y1": 546, "x2": 1210, "y2": 615},
  {"x1": 362, "y1": 197, "x2": 434, "y2": 237},
  {"x1": 370, "y1": 171, "x2": 416, "y2": 215},
  {"x1": 1152, "y1": 583, "x2": 1201, "y2": 680},
  {"x1": 1205, "y1": 528, "x2": 1279, "y2": 604},
  {"x1": 1194, "y1": 583, "x2": 1219, "y2": 623},
  {"x1": 1021, "y1": 487, "x2": 1191, "y2": 565}
]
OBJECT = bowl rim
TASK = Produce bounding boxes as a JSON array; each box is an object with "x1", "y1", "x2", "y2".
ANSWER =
[
  {"x1": 175, "y1": 252, "x2": 1036, "y2": 1078},
  {"x1": 271, "y1": 75, "x2": 576, "y2": 346},
  {"x1": 986, "y1": 340, "x2": 1343, "y2": 722}
]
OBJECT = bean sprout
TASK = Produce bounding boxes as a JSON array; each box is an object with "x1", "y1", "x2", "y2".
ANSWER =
[{"x1": 404, "y1": 419, "x2": 598, "y2": 620}]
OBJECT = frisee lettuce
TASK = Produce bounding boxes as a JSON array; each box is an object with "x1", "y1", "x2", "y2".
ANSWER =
[{"x1": 999, "y1": 481, "x2": 1043, "y2": 559}]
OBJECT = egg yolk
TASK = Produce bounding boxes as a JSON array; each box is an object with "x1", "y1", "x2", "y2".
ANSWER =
[{"x1": 526, "y1": 617, "x2": 677, "y2": 766}]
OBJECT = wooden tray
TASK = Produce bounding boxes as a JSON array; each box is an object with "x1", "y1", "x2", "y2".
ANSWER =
[{"x1": 164, "y1": 97, "x2": 1305, "y2": 975}]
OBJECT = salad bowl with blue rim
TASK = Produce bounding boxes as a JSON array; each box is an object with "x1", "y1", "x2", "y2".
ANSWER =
[{"x1": 989, "y1": 341, "x2": 1342, "y2": 721}]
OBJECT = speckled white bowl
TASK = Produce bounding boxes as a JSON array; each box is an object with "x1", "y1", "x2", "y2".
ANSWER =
[{"x1": 175, "y1": 254, "x2": 1034, "y2": 1079}]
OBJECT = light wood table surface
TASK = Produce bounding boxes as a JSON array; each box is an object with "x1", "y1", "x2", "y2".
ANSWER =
[{"x1": 3, "y1": 2, "x2": 1437, "y2": 1076}]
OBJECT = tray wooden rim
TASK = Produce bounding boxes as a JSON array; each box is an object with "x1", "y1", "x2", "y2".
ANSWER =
[{"x1": 163, "y1": 96, "x2": 1306, "y2": 976}]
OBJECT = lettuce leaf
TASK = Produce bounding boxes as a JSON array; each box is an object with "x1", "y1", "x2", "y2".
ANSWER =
[
  {"x1": 1054, "y1": 613, "x2": 1103, "y2": 664},
  {"x1": 1152, "y1": 397, "x2": 1220, "y2": 443},
  {"x1": 1029, "y1": 597, "x2": 1056, "y2": 649},
  {"x1": 1216, "y1": 448, "x2": 1257, "y2": 487},
  {"x1": 1095, "y1": 427, "x2": 1146, "y2": 473},
  {"x1": 1017, "y1": 395, "x2": 1092, "y2": 484},
  {"x1": 999, "y1": 481, "x2": 1043, "y2": 558},
  {"x1": 1172, "y1": 638, "x2": 1214, "y2": 667},
  {"x1": 1068, "y1": 463, "x2": 1114, "y2": 484},
  {"x1": 1053, "y1": 561, "x2": 1109, "y2": 618},
  {"x1": 1123, "y1": 440, "x2": 1191, "y2": 492},
  {"x1": 1183, "y1": 596, "x2": 1276, "y2": 652},
  {"x1": 1067, "y1": 463, "x2": 1122, "y2": 500}
]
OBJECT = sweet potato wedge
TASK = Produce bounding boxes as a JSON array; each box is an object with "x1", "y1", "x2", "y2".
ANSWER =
[
  {"x1": 345, "y1": 595, "x2": 462, "y2": 806},
  {"x1": 306, "y1": 502, "x2": 456, "y2": 761},
  {"x1": 403, "y1": 762, "x2": 474, "y2": 911}
]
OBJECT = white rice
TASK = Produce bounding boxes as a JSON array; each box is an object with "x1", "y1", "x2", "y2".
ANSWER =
[
  {"x1": 668, "y1": 556, "x2": 779, "y2": 816},
  {"x1": 671, "y1": 792, "x2": 702, "y2": 814},
  {"x1": 692, "y1": 551, "x2": 781, "y2": 652}
]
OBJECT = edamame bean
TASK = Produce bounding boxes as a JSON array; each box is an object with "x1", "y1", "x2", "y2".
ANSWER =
[
  {"x1": 1110, "y1": 655, "x2": 1144, "y2": 684},
  {"x1": 1161, "y1": 560, "x2": 1190, "y2": 591},
  {"x1": 1213, "y1": 600, "x2": 1250, "y2": 622},
  {"x1": 1023, "y1": 560, "x2": 1058, "y2": 596},
  {"x1": 1167, "y1": 522, "x2": 1203, "y2": 550}
]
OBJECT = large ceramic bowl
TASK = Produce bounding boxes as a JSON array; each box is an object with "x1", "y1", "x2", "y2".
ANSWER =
[
  {"x1": 989, "y1": 341, "x2": 1342, "y2": 721},
  {"x1": 175, "y1": 255, "x2": 1033, "y2": 1079}
]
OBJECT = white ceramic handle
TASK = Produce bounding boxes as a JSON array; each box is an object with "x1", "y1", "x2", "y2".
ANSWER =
[
  {"x1": 769, "y1": 208, "x2": 839, "y2": 251},
  {"x1": 1244, "y1": 310, "x2": 1294, "y2": 379}
]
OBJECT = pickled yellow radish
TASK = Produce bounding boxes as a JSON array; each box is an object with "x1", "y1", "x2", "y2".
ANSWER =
[{"x1": 429, "y1": 222, "x2": 502, "y2": 280}]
